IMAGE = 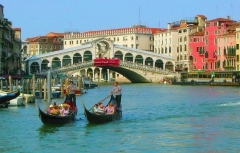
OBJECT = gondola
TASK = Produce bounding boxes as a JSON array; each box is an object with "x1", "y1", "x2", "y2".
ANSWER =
[
  {"x1": 38, "y1": 99, "x2": 78, "y2": 125},
  {"x1": 82, "y1": 96, "x2": 122, "y2": 124},
  {"x1": 0, "y1": 89, "x2": 20, "y2": 105}
]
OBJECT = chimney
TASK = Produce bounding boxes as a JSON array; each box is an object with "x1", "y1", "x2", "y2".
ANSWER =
[
  {"x1": 227, "y1": 16, "x2": 230, "y2": 19},
  {"x1": 167, "y1": 23, "x2": 171, "y2": 31}
]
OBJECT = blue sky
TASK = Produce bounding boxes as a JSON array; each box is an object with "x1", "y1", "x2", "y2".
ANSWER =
[{"x1": 1, "y1": 0, "x2": 240, "y2": 40}]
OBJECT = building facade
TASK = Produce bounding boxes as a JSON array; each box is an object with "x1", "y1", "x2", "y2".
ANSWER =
[
  {"x1": 217, "y1": 23, "x2": 238, "y2": 71},
  {"x1": 154, "y1": 15, "x2": 206, "y2": 71},
  {"x1": 189, "y1": 31, "x2": 205, "y2": 70},
  {"x1": 26, "y1": 32, "x2": 64, "y2": 56},
  {"x1": 0, "y1": 4, "x2": 22, "y2": 75},
  {"x1": 236, "y1": 26, "x2": 240, "y2": 70},
  {"x1": 204, "y1": 17, "x2": 235, "y2": 71},
  {"x1": 64, "y1": 25, "x2": 164, "y2": 54}
]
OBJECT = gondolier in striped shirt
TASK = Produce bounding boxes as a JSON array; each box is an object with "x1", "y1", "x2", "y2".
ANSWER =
[{"x1": 110, "y1": 81, "x2": 122, "y2": 108}]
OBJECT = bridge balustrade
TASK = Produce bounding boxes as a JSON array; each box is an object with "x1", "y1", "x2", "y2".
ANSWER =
[{"x1": 38, "y1": 60, "x2": 176, "y2": 75}]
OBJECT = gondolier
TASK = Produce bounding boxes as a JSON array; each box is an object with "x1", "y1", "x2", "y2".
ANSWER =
[{"x1": 110, "y1": 81, "x2": 122, "y2": 108}]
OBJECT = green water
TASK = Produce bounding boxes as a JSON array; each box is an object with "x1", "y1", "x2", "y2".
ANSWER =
[{"x1": 1, "y1": 84, "x2": 240, "y2": 152}]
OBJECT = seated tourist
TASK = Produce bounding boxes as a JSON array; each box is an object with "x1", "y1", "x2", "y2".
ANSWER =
[
  {"x1": 50, "y1": 102, "x2": 60, "y2": 115},
  {"x1": 92, "y1": 104, "x2": 98, "y2": 113},
  {"x1": 61, "y1": 104, "x2": 70, "y2": 116},
  {"x1": 97, "y1": 102, "x2": 105, "y2": 114},
  {"x1": 105, "y1": 103, "x2": 115, "y2": 114}
]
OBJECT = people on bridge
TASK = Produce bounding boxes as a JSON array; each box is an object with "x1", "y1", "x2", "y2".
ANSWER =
[{"x1": 110, "y1": 81, "x2": 122, "y2": 108}]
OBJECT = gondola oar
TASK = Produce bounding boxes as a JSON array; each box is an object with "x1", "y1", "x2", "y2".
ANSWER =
[{"x1": 88, "y1": 90, "x2": 118, "y2": 111}]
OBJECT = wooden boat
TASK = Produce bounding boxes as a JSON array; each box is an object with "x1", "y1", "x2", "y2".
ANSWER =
[
  {"x1": 0, "y1": 89, "x2": 20, "y2": 105},
  {"x1": 82, "y1": 96, "x2": 122, "y2": 124},
  {"x1": 38, "y1": 99, "x2": 78, "y2": 125}
]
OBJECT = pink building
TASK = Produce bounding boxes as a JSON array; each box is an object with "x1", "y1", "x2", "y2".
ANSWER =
[
  {"x1": 204, "y1": 17, "x2": 235, "y2": 71},
  {"x1": 189, "y1": 31, "x2": 205, "y2": 70},
  {"x1": 217, "y1": 23, "x2": 239, "y2": 71}
]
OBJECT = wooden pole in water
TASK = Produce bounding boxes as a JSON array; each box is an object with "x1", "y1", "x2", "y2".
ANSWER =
[
  {"x1": 78, "y1": 76, "x2": 81, "y2": 90},
  {"x1": 98, "y1": 74, "x2": 100, "y2": 89},
  {"x1": 89, "y1": 76, "x2": 91, "y2": 89},
  {"x1": 43, "y1": 79, "x2": 47, "y2": 101},
  {"x1": 0, "y1": 79, "x2": 3, "y2": 90},
  {"x1": 47, "y1": 69, "x2": 52, "y2": 103},
  {"x1": 9, "y1": 75, "x2": 12, "y2": 92},
  {"x1": 32, "y1": 74, "x2": 35, "y2": 97},
  {"x1": 21, "y1": 78, "x2": 24, "y2": 97},
  {"x1": 60, "y1": 78, "x2": 63, "y2": 98},
  {"x1": 26, "y1": 79, "x2": 29, "y2": 94},
  {"x1": 39, "y1": 79, "x2": 42, "y2": 99},
  {"x1": 16, "y1": 79, "x2": 18, "y2": 91},
  {"x1": 65, "y1": 78, "x2": 68, "y2": 94}
]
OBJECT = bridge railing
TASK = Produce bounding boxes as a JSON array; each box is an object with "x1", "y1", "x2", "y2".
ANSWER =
[
  {"x1": 38, "y1": 60, "x2": 176, "y2": 75},
  {"x1": 120, "y1": 61, "x2": 176, "y2": 75}
]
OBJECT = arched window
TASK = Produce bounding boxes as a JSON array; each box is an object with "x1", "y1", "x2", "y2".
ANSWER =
[
  {"x1": 165, "y1": 47, "x2": 167, "y2": 53},
  {"x1": 184, "y1": 36, "x2": 187, "y2": 42},
  {"x1": 180, "y1": 45, "x2": 182, "y2": 52},
  {"x1": 184, "y1": 45, "x2": 187, "y2": 51}
]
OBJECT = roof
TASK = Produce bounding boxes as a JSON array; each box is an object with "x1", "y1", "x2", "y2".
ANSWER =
[
  {"x1": 206, "y1": 17, "x2": 235, "y2": 23},
  {"x1": 12, "y1": 28, "x2": 21, "y2": 31},
  {"x1": 189, "y1": 31, "x2": 205, "y2": 36},
  {"x1": 196, "y1": 15, "x2": 207, "y2": 19},
  {"x1": 46, "y1": 32, "x2": 64, "y2": 37},
  {"x1": 65, "y1": 26, "x2": 166, "y2": 37}
]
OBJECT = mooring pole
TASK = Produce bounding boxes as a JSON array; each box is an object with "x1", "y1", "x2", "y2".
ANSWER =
[{"x1": 47, "y1": 68, "x2": 52, "y2": 103}]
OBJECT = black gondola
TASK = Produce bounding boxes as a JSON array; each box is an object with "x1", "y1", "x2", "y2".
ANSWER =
[
  {"x1": 38, "y1": 100, "x2": 78, "y2": 125},
  {"x1": 82, "y1": 96, "x2": 122, "y2": 124},
  {"x1": 0, "y1": 89, "x2": 20, "y2": 106}
]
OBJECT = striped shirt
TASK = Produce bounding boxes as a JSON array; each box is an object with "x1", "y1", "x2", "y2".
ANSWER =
[{"x1": 112, "y1": 85, "x2": 122, "y2": 95}]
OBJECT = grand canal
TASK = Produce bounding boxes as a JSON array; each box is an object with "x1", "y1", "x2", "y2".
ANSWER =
[{"x1": 1, "y1": 83, "x2": 240, "y2": 152}]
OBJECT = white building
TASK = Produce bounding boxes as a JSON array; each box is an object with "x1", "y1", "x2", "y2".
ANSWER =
[{"x1": 64, "y1": 25, "x2": 165, "y2": 54}]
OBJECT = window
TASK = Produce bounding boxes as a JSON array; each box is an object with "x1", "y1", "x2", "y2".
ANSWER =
[
  {"x1": 131, "y1": 37, "x2": 134, "y2": 40},
  {"x1": 205, "y1": 31, "x2": 208, "y2": 35},
  {"x1": 136, "y1": 36, "x2": 139, "y2": 40},
  {"x1": 165, "y1": 47, "x2": 167, "y2": 53},
  {"x1": 179, "y1": 30, "x2": 182, "y2": 33},
  {"x1": 64, "y1": 41, "x2": 66, "y2": 45},
  {"x1": 236, "y1": 44, "x2": 239, "y2": 50},
  {"x1": 214, "y1": 22, "x2": 218, "y2": 26},
  {"x1": 180, "y1": 37, "x2": 182, "y2": 42},
  {"x1": 136, "y1": 44, "x2": 139, "y2": 49},
  {"x1": 184, "y1": 36, "x2": 187, "y2": 42},
  {"x1": 214, "y1": 38, "x2": 218, "y2": 45},
  {"x1": 76, "y1": 40, "x2": 78, "y2": 44},
  {"x1": 206, "y1": 23, "x2": 210, "y2": 27},
  {"x1": 131, "y1": 44, "x2": 133, "y2": 48},
  {"x1": 117, "y1": 37, "x2": 119, "y2": 41},
  {"x1": 184, "y1": 45, "x2": 187, "y2": 51}
]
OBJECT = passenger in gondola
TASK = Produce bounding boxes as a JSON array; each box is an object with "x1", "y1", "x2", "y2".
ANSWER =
[
  {"x1": 50, "y1": 102, "x2": 60, "y2": 115},
  {"x1": 92, "y1": 104, "x2": 98, "y2": 113},
  {"x1": 105, "y1": 103, "x2": 115, "y2": 114},
  {"x1": 61, "y1": 104, "x2": 70, "y2": 116},
  {"x1": 97, "y1": 102, "x2": 105, "y2": 114}
]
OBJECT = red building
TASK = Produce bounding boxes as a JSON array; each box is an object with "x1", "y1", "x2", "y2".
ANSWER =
[
  {"x1": 204, "y1": 17, "x2": 235, "y2": 71},
  {"x1": 189, "y1": 31, "x2": 205, "y2": 70}
]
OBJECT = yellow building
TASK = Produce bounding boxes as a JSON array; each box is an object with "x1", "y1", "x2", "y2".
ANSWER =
[
  {"x1": 64, "y1": 25, "x2": 164, "y2": 54},
  {"x1": 236, "y1": 25, "x2": 240, "y2": 70},
  {"x1": 26, "y1": 32, "x2": 64, "y2": 56}
]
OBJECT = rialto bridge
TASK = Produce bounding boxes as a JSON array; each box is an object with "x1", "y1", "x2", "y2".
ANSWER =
[{"x1": 25, "y1": 38, "x2": 178, "y2": 83}]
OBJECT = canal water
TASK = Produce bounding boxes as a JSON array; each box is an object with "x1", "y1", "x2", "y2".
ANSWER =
[{"x1": 1, "y1": 83, "x2": 240, "y2": 152}]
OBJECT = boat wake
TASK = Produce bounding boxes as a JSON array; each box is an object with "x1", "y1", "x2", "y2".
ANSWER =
[{"x1": 219, "y1": 102, "x2": 240, "y2": 106}]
